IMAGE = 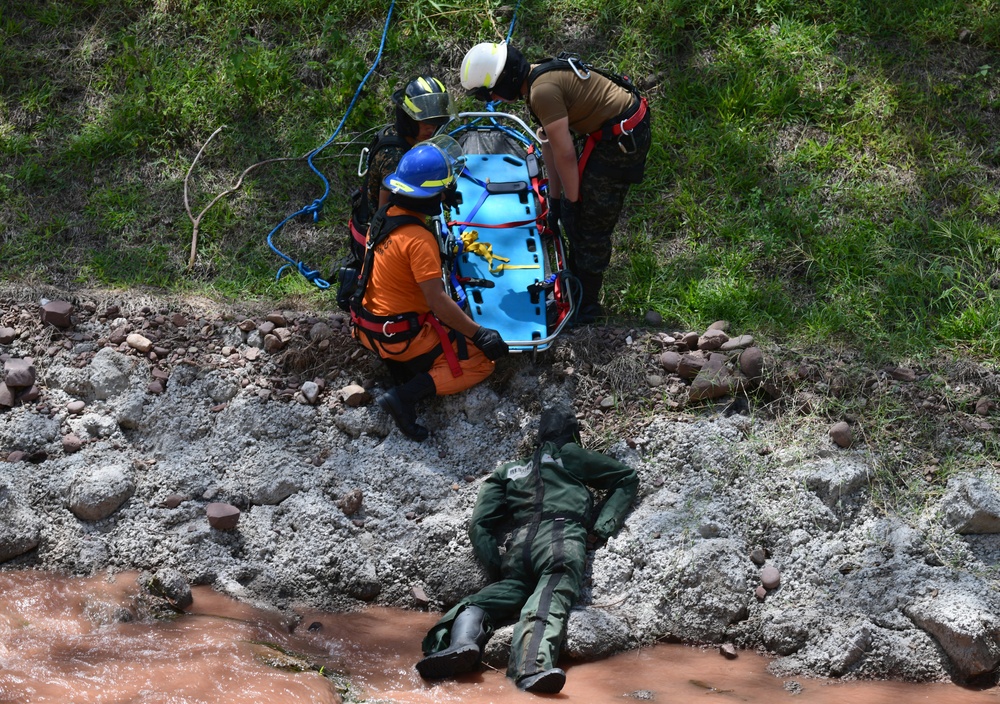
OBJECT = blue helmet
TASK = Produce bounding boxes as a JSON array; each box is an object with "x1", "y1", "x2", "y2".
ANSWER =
[{"x1": 383, "y1": 135, "x2": 465, "y2": 199}]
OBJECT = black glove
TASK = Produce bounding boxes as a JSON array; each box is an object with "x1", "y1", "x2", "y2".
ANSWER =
[
  {"x1": 471, "y1": 326, "x2": 509, "y2": 360},
  {"x1": 546, "y1": 198, "x2": 562, "y2": 236},
  {"x1": 560, "y1": 197, "x2": 579, "y2": 242}
]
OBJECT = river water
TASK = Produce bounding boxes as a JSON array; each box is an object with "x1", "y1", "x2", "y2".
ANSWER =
[{"x1": 0, "y1": 570, "x2": 997, "y2": 704}]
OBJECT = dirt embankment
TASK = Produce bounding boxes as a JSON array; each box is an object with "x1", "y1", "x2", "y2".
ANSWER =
[{"x1": 3, "y1": 284, "x2": 1000, "y2": 685}]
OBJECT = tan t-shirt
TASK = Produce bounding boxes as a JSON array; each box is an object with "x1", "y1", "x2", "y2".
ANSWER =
[{"x1": 528, "y1": 68, "x2": 634, "y2": 135}]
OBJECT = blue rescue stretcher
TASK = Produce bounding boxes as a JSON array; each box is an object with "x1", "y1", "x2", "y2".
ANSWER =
[{"x1": 442, "y1": 111, "x2": 575, "y2": 354}]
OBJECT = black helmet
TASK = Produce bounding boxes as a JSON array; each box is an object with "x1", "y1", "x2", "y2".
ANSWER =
[
  {"x1": 392, "y1": 75, "x2": 454, "y2": 127},
  {"x1": 537, "y1": 404, "x2": 580, "y2": 448}
]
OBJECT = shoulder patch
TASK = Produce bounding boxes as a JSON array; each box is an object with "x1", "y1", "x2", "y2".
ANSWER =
[{"x1": 506, "y1": 463, "x2": 531, "y2": 482}]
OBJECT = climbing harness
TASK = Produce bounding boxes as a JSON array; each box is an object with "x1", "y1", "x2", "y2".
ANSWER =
[{"x1": 348, "y1": 206, "x2": 464, "y2": 378}]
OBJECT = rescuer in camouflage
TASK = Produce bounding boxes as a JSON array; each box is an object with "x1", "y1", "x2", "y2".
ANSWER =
[{"x1": 415, "y1": 404, "x2": 638, "y2": 694}]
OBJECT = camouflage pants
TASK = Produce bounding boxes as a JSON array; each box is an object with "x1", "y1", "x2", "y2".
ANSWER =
[{"x1": 571, "y1": 110, "x2": 652, "y2": 274}]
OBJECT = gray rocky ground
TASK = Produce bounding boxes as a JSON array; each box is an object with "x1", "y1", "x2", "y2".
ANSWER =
[{"x1": 3, "y1": 284, "x2": 1000, "y2": 685}]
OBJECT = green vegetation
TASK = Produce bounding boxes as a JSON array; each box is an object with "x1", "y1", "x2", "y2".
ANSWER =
[{"x1": 1, "y1": 0, "x2": 999, "y2": 357}]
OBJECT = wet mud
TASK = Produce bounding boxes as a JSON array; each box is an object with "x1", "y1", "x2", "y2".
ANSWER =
[{"x1": 0, "y1": 571, "x2": 997, "y2": 704}]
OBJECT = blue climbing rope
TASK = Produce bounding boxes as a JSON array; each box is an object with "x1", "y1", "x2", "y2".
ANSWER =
[{"x1": 267, "y1": 0, "x2": 398, "y2": 289}]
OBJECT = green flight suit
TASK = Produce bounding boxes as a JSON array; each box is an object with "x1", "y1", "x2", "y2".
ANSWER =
[{"x1": 421, "y1": 440, "x2": 638, "y2": 681}]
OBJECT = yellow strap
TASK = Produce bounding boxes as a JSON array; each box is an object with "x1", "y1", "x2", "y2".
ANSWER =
[{"x1": 460, "y1": 230, "x2": 539, "y2": 275}]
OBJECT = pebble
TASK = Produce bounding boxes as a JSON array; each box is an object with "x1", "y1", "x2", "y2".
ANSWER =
[
  {"x1": 62, "y1": 434, "x2": 83, "y2": 454},
  {"x1": 830, "y1": 421, "x2": 853, "y2": 448},
  {"x1": 760, "y1": 565, "x2": 781, "y2": 590},
  {"x1": 67, "y1": 400, "x2": 86, "y2": 414},
  {"x1": 127, "y1": 333, "x2": 153, "y2": 354},
  {"x1": 206, "y1": 502, "x2": 241, "y2": 531}
]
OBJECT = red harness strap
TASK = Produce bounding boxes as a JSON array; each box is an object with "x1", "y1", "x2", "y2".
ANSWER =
[
  {"x1": 349, "y1": 219, "x2": 367, "y2": 247},
  {"x1": 577, "y1": 96, "x2": 648, "y2": 179},
  {"x1": 352, "y1": 310, "x2": 463, "y2": 378}
]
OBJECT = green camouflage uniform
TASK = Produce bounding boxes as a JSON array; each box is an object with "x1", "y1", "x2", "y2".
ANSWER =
[
  {"x1": 574, "y1": 111, "x2": 652, "y2": 273},
  {"x1": 421, "y1": 441, "x2": 638, "y2": 681}
]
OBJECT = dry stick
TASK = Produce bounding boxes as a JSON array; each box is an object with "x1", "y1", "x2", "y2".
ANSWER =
[{"x1": 183, "y1": 125, "x2": 303, "y2": 269}]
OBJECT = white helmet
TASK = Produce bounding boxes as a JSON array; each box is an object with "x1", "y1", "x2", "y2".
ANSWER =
[{"x1": 460, "y1": 42, "x2": 508, "y2": 91}]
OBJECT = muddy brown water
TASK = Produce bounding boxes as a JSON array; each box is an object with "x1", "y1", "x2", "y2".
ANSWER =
[{"x1": 0, "y1": 571, "x2": 997, "y2": 704}]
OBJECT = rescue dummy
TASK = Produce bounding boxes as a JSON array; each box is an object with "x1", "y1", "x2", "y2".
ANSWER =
[
  {"x1": 346, "y1": 136, "x2": 508, "y2": 441},
  {"x1": 416, "y1": 404, "x2": 638, "y2": 693},
  {"x1": 459, "y1": 42, "x2": 652, "y2": 324}
]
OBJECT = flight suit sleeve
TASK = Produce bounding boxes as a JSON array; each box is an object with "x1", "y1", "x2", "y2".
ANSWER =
[
  {"x1": 560, "y1": 443, "x2": 638, "y2": 541},
  {"x1": 467, "y1": 468, "x2": 509, "y2": 580}
]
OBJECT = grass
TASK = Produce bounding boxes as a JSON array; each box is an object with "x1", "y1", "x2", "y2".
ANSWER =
[{"x1": 1, "y1": 0, "x2": 999, "y2": 358}]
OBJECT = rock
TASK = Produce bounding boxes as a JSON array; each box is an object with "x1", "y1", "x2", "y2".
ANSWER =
[
  {"x1": 62, "y1": 434, "x2": 83, "y2": 453},
  {"x1": 681, "y1": 331, "x2": 700, "y2": 350},
  {"x1": 689, "y1": 354, "x2": 732, "y2": 401},
  {"x1": 4, "y1": 358, "x2": 36, "y2": 388},
  {"x1": 339, "y1": 384, "x2": 371, "y2": 407},
  {"x1": 0, "y1": 483, "x2": 42, "y2": 563},
  {"x1": 6, "y1": 451, "x2": 25, "y2": 463},
  {"x1": 646, "y1": 374, "x2": 663, "y2": 388},
  {"x1": 677, "y1": 352, "x2": 707, "y2": 380},
  {"x1": 830, "y1": 421, "x2": 853, "y2": 448},
  {"x1": 68, "y1": 465, "x2": 136, "y2": 521},
  {"x1": 720, "y1": 643, "x2": 738, "y2": 659},
  {"x1": 411, "y1": 585, "x2": 430, "y2": 606},
  {"x1": 0, "y1": 327, "x2": 16, "y2": 345},
  {"x1": 266, "y1": 312, "x2": 288, "y2": 327},
  {"x1": 905, "y1": 591, "x2": 1000, "y2": 681},
  {"x1": 161, "y1": 494, "x2": 187, "y2": 509},
  {"x1": 263, "y1": 333, "x2": 284, "y2": 353},
  {"x1": 126, "y1": 333, "x2": 153, "y2": 354},
  {"x1": 888, "y1": 366, "x2": 916, "y2": 382},
  {"x1": 698, "y1": 328, "x2": 729, "y2": 351},
  {"x1": 750, "y1": 547, "x2": 767, "y2": 566},
  {"x1": 739, "y1": 347, "x2": 764, "y2": 380},
  {"x1": 755, "y1": 585, "x2": 767, "y2": 601},
  {"x1": 803, "y1": 456, "x2": 870, "y2": 506},
  {"x1": 310, "y1": 322, "x2": 333, "y2": 341},
  {"x1": 145, "y1": 568, "x2": 193, "y2": 610},
  {"x1": 147, "y1": 381, "x2": 165, "y2": 395},
  {"x1": 258, "y1": 321, "x2": 276, "y2": 336},
  {"x1": 238, "y1": 319, "x2": 256, "y2": 332},
  {"x1": 707, "y1": 320, "x2": 730, "y2": 332},
  {"x1": 563, "y1": 608, "x2": 634, "y2": 661},
  {"x1": 942, "y1": 476, "x2": 1000, "y2": 534},
  {"x1": 644, "y1": 310, "x2": 663, "y2": 326},
  {"x1": 206, "y1": 502, "x2": 241, "y2": 531},
  {"x1": 300, "y1": 381, "x2": 321, "y2": 405},
  {"x1": 41, "y1": 300, "x2": 74, "y2": 328},
  {"x1": 659, "y1": 351, "x2": 680, "y2": 373},
  {"x1": 721, "y1": 334, "x2": 754, "y2": 351},
  {"x1": 0, "y1": 383, "x2": 14, "y2": 408},
  {"x1": 975, "y1": 397, "x2": 995, "y2": 416},
  {"x1": 760, "y1": 564, "x2": 781, "y2": 590},
  {"x1": 170, "y1": 313, "x2": 188, "y2": 327},
  {"x1": 339, "y1": 489, "x2": 363, "y2": 517}
]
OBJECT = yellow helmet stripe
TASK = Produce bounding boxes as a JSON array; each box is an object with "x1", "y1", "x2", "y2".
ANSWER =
[
  {"x1": 404, "y1": 96, "x2": 422, "y2": 115},
  {"x1": 420, "y1": 174, "x2": 455, "y2": 188}
]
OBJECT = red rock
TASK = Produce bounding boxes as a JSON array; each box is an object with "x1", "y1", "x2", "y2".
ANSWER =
[
  {"x1": 41, "y1": 300, "x2": 74, "y2": 328},
  {"x1": 67, "y1": 400, "x2": 86, "y2": 414},
  {"x1": 62, "y1": 434, "x2": 83, "y2": 453},
  {"x1": 659, "y1": 350, "x2": 680, "y2": 373},
  {"x1": 4, "y1": 358, "x2": 36, "y2": 388},
  {"x1": 0, "y1": 383, "x2": 14, "y2": 408},
  {"x1": 755, "y1": 585, "x2": 767, "y2": 602},
  {"x1": 147, "y1": 381, "x2": 165, "y2": 395},
  {"x1": 206, "y1": 502, "x2": 241, "y2": 530},
  {"x1": 7, "y1": 450, "x2": 26, "y2": 463}
]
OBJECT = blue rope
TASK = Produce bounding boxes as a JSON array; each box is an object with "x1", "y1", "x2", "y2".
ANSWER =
[{"x1": 267, "y1": 0, "x2": 397, "y2": 289}]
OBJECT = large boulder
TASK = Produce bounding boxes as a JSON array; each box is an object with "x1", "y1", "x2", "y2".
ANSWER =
[
  {"x1": 68, "y1": 464, "x2": 136, "y2": 521},
  {"x1": 0, "y1": 482, "x2": 41, "y2": 563}
]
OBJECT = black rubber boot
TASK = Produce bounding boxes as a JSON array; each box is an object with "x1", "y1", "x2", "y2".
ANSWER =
[
  {"x1": 517, "y1": 667, "x2": 566, "y2": 694},
  {"x1": 377, "y1": 372, "x2": 435, "y2": 442},
  {"x1": 573, "y1": 270, "x2": 605, "y2": 325},
  {"x1": 416, "y1": 605, "x2": 490, "y2": 679}
]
